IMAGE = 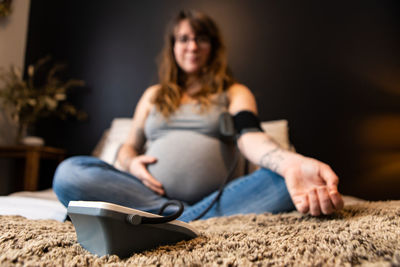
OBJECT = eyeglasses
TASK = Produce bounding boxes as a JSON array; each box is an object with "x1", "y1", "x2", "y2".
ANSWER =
[{"x1": 175, "y1": 35, "x2": 211, "y2": 47}]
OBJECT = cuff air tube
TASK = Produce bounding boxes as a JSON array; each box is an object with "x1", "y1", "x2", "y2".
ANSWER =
[{"x1": 233, "y1": 110, "x2": 264, "y2": 137}]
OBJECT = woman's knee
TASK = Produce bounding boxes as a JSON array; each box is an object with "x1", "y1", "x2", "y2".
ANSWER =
[
  {"x1": 54, "y1": 156, "x2": 88, "y2": 179},
  {"x1": 53, "y1": 156, "x2": 97, "y2": 190},
  {"x1": 53, "y1": 156, "x2": 102, "y2": 206}
]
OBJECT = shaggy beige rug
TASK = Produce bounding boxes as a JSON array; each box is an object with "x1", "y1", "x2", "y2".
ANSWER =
[{"x1": 0, "y1": 201, "x2": 399, "y2": 266}]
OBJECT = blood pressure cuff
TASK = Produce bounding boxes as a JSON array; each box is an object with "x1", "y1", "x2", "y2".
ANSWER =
[{"x1": 233, "y1": 111, "x2": 264, "y2": 137}]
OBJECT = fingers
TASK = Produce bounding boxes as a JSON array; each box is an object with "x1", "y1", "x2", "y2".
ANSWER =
[
  {"x1": 292, "y1": 194, "x2": 309, "y2": 214},
  {"x1": 306, "y1": 186, "x2": 341, "y2": 216},
  {"x1": 328, "y1": 187, "x2": 344, "y2": 210},
  {"x1": 142, "y1": 177, "x2": 164, "y2": 195},
  {"x1": 143, "y1": 180, "x2": 165, "y2": 195},
  {"x1": 317, "y1": 187, "x2": 334, "y2": 215},
  {"x1": 308, "y1": 188, "x2": 320, "y2": 216},
  {"x1": 317, "y1": 164, "x2": 344, "y2": 213},
  {"x1": 140, "y1": 169, "x2": 164, "y2": 195},
  {"x1": 130, "y1": 156, "x2": 164, "y2": 195},
  {"x1": 137, "y1": 155, "x2": 158, "y2": 164},
  {"x1": 320, "y1": 164, "x2": 339, "y2": 188},
  {"x1": 319, "y1": 164, "x2": 344, "y2": 210},
  {"x1": 292, "y1": 190, "x2": 341, "y2": 216}
]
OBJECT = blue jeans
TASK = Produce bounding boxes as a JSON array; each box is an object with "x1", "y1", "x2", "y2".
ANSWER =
[{"x1": 53, "y1": 156, "x2": 295, "y2": 222}]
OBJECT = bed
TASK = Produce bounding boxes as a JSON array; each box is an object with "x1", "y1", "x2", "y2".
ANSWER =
[{"x1": 0, "y1": 119, "x2": 398, "y2": 266}]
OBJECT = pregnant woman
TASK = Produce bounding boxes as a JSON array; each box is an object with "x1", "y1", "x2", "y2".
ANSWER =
[{"x1": 53, "y1": 10, "x2": 343, "y2": 222}]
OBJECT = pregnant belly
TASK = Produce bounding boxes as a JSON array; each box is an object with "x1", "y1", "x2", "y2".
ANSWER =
[{"x1": 145, "y1": 131, "x2": 235, "y2": 204}]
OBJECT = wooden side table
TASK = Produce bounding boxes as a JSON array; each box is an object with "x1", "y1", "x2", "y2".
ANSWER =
[{"x1": 0, "y1": 145, "x2": 66, "y2": 191}]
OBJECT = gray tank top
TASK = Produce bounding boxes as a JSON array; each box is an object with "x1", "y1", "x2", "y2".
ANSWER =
[{"x1": 144, "y1": 93, "x2": 244, "y2": 204}]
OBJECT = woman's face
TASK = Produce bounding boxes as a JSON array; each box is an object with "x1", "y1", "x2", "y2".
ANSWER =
[{"x1": 173, "y1": 19, "x2": 212, "y2": 75}]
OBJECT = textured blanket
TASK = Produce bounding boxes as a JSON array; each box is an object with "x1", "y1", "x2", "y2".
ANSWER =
[{"x1": 0, "y1": 201, "x2": 399, "y2": 266}]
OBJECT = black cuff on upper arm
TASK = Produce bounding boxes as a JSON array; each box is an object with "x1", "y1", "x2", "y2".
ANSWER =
[{"x1": 233, "y1": 111, "x2": 263, "y2": 137}]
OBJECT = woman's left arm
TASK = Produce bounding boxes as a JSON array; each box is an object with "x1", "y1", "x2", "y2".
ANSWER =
[{"x1": 228, "y1": 84, "x2": 344, "y2": 216}]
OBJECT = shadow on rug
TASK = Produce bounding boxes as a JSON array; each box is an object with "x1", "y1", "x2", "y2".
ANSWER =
[{"x1": 0, "y1": 201, "x2": 399, "y2": 266}]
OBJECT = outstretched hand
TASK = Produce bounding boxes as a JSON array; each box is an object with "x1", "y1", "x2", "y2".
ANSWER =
[{"x1": 282, "y1": 155, "x2": 344, "y2": 216}]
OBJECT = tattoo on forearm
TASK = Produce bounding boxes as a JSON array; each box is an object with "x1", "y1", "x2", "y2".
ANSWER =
[{"x1": 259, "y1": 147, "x2": 284, "y2": 172}]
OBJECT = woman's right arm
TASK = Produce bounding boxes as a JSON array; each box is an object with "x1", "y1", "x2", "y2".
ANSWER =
[{"x1": 116, "y1": 85, "x2": 165, "y2": 195}]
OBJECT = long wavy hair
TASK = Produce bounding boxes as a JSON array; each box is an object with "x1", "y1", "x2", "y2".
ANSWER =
[{"x1": 154, "y1": 10, "x2": 235, "y2": 117}]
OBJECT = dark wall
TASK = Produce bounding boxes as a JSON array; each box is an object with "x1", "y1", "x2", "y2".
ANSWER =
[{"x1": 25, "y1": 1, "x2": 400, "y2": 200}]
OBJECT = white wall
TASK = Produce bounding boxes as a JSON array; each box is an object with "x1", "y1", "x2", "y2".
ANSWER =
[
  {"x1": 0, "y1": 0, "x2": 30, "y2": 195},
  {"x1": 0, "y1": 0, "x2": 31, "y2": 145}
]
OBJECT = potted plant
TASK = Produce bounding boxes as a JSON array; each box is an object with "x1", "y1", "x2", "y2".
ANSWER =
[
  {"x1": 0, "y1": 0, "x2": 13, "y2": 17},
  {"x1": 0, "y1": 56, "x2": 87, "y2": 144}
]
